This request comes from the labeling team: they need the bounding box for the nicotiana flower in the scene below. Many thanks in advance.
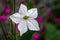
[9,4,40,36]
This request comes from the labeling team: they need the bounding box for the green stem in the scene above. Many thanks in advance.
[0,21,7,40]
[13,0,16,40]
[10,20,14,40]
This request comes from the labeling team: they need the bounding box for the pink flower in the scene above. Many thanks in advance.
[15,24,18,32]
[54,17,60,23]
[48,11,53,16]
[4,7,11,14]
[59,18,60,22]
[0,15,7,22]
[32,33,40,40]
[37,16,44,23]
[41,27,46,33]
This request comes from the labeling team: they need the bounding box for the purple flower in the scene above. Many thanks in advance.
[32,33,40,40]
[48,11,53,16]
[4,7,11,14]
[0,15,7,22]
[41,27,46,33]
[15,24,18,32]
[54,17,60,23]
[37,16,44,23]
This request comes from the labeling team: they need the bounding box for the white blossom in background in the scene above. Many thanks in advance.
[9,4,40,36]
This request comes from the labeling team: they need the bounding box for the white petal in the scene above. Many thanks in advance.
[27,19,40,31]
[19,4,27,15]
[9,13,24,24]
[18,21,28,36]
[27,8,38,18]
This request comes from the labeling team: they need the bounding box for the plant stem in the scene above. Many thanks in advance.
[0,21,7,40]
[13,0,16,40]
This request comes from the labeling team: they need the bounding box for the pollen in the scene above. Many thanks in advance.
[23,16,29,20]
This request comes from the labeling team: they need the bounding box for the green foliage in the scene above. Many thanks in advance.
[0,0,60,40]
[45,23,57,40]
[27,1,34,9]
[21,30,35,40]
[54,31,60,40]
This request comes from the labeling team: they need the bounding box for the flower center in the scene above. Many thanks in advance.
[23,16,29,20]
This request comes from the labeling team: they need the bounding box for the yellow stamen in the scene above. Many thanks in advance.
[23,16,29,20]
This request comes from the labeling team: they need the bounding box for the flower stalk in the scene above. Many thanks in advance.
[0,21,7,40]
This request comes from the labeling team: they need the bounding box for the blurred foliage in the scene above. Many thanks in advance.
[0,0,60,40]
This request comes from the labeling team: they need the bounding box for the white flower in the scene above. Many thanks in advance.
[9,4,40,36]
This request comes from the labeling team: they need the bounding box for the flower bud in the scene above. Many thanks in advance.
[54,17,60,23]
[37,16,44,23]
[0,15,7,22]
[48,11,53,16]
[32,33,40,40]
[4,6,11,15]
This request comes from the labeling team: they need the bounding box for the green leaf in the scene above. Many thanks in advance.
[54,30,60,40]
[21,30,35,40]
[45,23,57,32]
[27,1,34,9]
[44,23,57,40]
